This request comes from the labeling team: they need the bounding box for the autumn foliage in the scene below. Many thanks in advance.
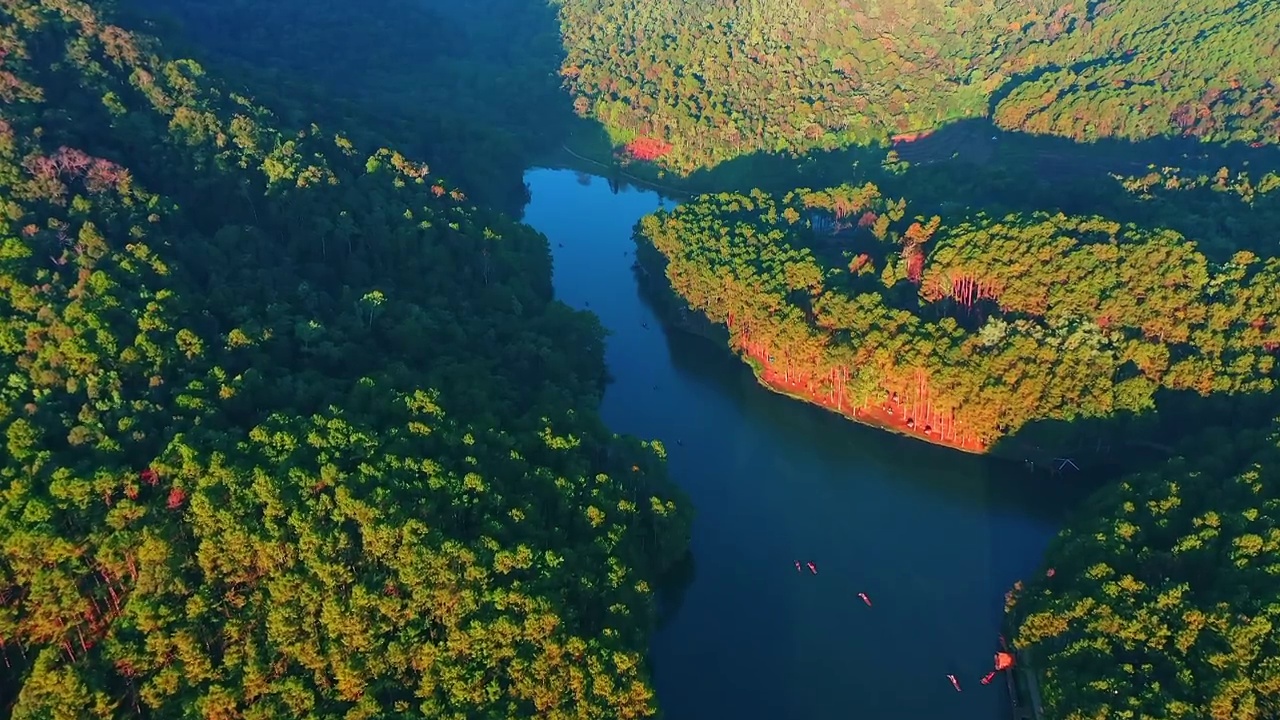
[636,183,1280,451]
[625,136,672,161]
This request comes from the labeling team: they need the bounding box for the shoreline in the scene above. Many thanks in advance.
[745,354,987,455]
[623,181,1185,468]
[547,143,698,199]
[655,297,1172,470]
[632,257,989,456]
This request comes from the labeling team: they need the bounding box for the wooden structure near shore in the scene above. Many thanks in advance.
[1006,649,1046,720]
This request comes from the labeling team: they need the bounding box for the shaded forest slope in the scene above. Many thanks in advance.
[0,1,688,717]
[123,0,576,213]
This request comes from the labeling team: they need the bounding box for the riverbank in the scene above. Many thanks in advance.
[996,629,1047,720]
[530,121,703,199]
[746,357,986,454]
[538,121,890,201]
[552,141,698,199]
[631,240,987,456]
[529,166,1075,720]
[641,277,1168,469]
[542,116,1280,229]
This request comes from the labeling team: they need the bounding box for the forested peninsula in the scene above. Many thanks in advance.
[557,0,1280,171]
[633,161,1280,715]
[0,1,689,717]
[1006,419,1280,719]
[1002,165,1280,718]
[635,183,1280,452]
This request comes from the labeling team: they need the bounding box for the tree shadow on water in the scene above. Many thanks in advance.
[654,550,696,630]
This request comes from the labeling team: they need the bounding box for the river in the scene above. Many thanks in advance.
[522,167,1089,720]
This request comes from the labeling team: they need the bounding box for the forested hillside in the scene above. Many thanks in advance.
[995,165,1280,718]
[557,0,1280,171]
[1111,165,1280,260]
[635,184,1280,451]
[1006,421,1280,719]
[124,0,575,213]
[0,0,689,717]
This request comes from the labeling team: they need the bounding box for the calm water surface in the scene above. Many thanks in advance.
[523,167,1084,720]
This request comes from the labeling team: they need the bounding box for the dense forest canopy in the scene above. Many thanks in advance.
[1007,420,1280,720]
[124,0,576,213]
[8,0,1280,718]
[556,0,1280,171]
[0,0,689,717]
[1110,165,1280,260]
[635,183,1280,451]
[998,164,1280,719]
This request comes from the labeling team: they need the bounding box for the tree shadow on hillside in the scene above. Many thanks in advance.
[122,0,575,216]
[678,117,1280,198]
[988,387,1280,478]
[571,117,1280,259]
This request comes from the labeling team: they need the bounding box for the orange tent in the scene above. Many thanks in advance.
[994,652,1015,671]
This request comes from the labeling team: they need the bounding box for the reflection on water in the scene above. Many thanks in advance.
[523,167,1086,720]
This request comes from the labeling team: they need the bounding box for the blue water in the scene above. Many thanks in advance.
[523,167,1079,720]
